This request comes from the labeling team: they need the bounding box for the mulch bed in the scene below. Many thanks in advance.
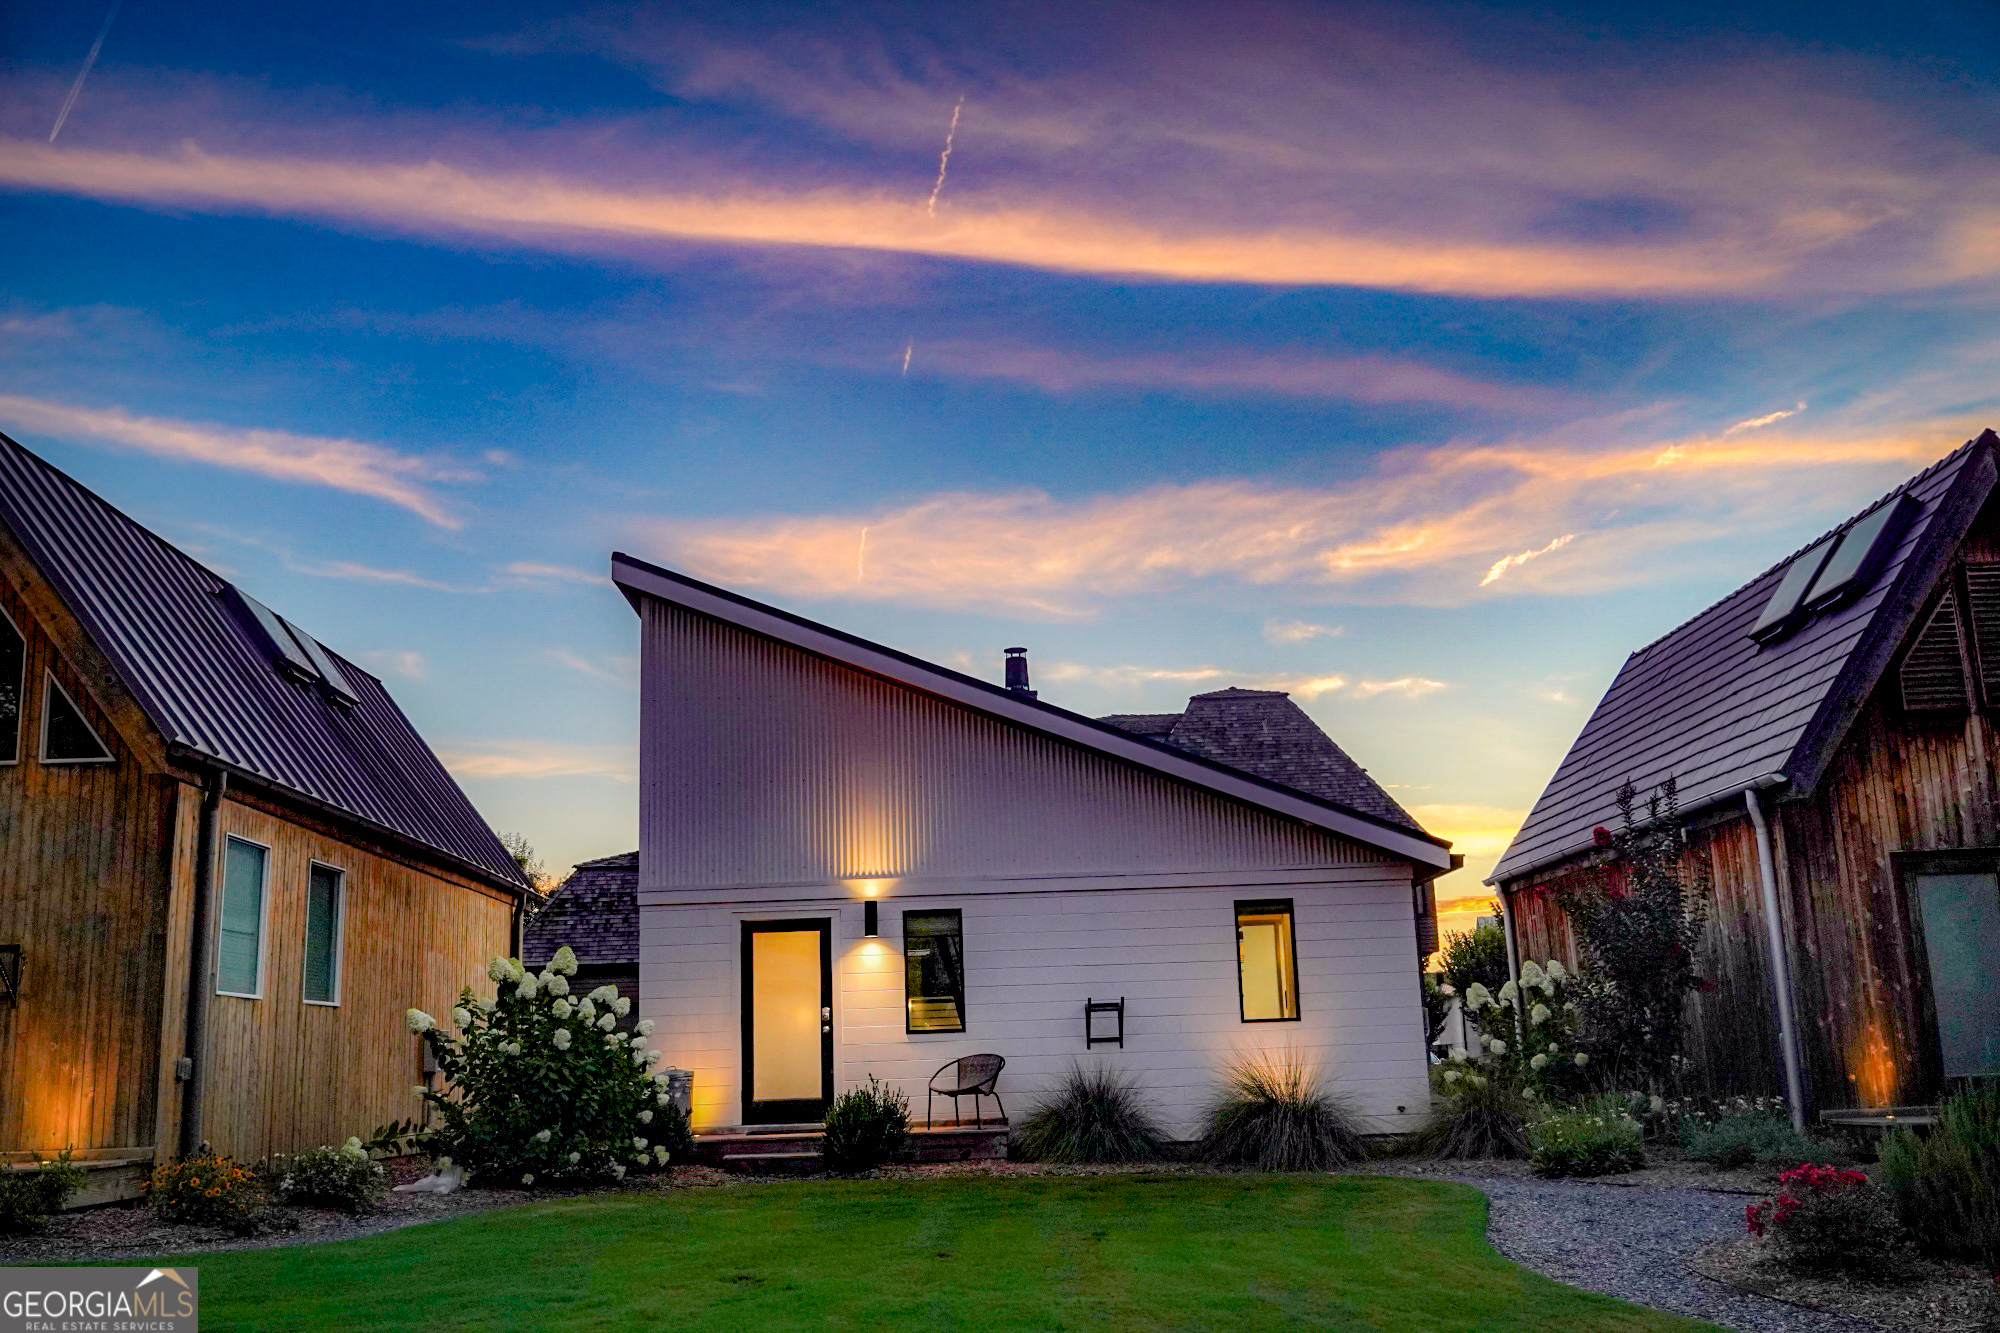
[1690,1237,2000,1333]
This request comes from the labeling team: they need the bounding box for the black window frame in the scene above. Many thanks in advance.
[0,604,22,765]
[1234,898,1301,1024]
[903,909,966,1035]
[1894,849,2000,1096]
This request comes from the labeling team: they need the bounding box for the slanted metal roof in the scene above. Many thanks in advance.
[1492,432,1998,884]
[0,431,531,893]
[612,551,1453,871]
[1100,687,1421,830]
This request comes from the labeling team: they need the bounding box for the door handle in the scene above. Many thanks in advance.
[821,1005,832,1032]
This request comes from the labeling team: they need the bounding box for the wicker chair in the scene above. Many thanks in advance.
[927,1054,1007,1128]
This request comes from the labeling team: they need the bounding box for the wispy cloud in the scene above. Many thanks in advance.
[495,561,604,588]
[542,648,637,690]
[356,649,427,681]
[1407,802,1530,891]
[1263,619,1343,644]
[643,424,1950,615]
[1042,661,1348,699]
[1354,676,1448,698]
[0,392,470,526]
[1480,533,1575,588]
[286,558,463,591]
[1725,402,1807,435]
[439,740,635,782]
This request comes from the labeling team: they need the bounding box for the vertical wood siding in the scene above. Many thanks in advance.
[641,871,1431,1138]
[0,578,175,1156]
[187,796,513,1160]
[640,600,1393,889]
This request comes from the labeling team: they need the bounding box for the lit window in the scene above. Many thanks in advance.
[904,910,965,1033]
[217,837,269,997]
[303,863,344,1005]
[0,608,21,763]
[1236,900,1299,1022]
[40,673,111,764]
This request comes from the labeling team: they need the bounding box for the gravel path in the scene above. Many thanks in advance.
[1440,1172,1882,1332]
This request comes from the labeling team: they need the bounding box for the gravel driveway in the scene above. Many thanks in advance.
[1437,1171,1881,1332]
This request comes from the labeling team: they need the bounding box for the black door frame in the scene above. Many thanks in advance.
[1893,849,2000,1096]
[740,919,834,1125]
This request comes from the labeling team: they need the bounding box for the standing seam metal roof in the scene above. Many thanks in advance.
[0,431,530,892]
[1491,434,1995,884]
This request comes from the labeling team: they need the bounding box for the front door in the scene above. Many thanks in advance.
[741,920,833,1124]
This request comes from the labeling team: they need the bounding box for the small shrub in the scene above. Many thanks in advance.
[1409,1066,1532,1159]
[1879,1084,2000,1269]
[1682,1109,1825,1171]
[651,1097,696,1165]
[1437,918,1510,997]
[1200,1055,1366,1171]
[146,1149,263,1232]
[1015,1064,1164,1165]
[0,1150,86,1234]
[820,1076,910,1174]
[1529,1099,1644,1177]
[1747,1163,1910,1278]
[268,1138,388,1213]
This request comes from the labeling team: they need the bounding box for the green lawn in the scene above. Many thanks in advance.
[166,1175,1716,1332]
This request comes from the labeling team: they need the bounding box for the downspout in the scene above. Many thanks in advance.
[177,768,227,1159]
[1499,893,1521,990]
[1743,777,1809,1134]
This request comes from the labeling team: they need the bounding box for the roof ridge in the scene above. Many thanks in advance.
[1627,433,1990,662]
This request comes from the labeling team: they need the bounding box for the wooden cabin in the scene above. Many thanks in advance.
[1493,431,2000,1119]
[0,432,530,1199]
[612,553,1457,1139]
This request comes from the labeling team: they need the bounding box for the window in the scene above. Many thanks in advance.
[904,910,965,1033]
[217,837,269,997]
[0,607,21,763]
[1236,899,1299,1022]
[302,863,345,1005]
[40,673,111,764]
[1906,862,2000,1080]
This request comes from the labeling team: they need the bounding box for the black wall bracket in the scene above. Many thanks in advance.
[1085,997,1125,1049]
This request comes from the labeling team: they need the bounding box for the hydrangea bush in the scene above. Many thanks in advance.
[407,945,676,1187]
[1441,958,1588,1102]
[266,1138,388,1213]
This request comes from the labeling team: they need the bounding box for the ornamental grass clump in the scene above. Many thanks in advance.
[0,1149,86,1235]
[1527,1098,1644,1177]
[1407,1061,1532,1159]
[146,1148,262,1232]
[820,1076,911,1174]
[267,1138,388,1213]
[1746,1163,1911,1279]
[1200,1055,1366,1171]
[408,944,675,1188]
[1014,1064,1165,1164]
[1879,1084,2000,1269]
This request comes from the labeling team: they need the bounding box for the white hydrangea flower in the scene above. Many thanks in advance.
[590,985,619,1004]
[647,1049,662,1066]
[568,1152,581,1165]
[1488,1038,1507,1055]
[552,1029,572,1050]
[597,1013,617,1032]
[607,1031,626,1046]
[1464,983,1493,1010]
[551,945,578,976]
[1438,981,1455,996]
[633,1137,648,1150]
[613,997,631,1018]
[1441,1068,1460,1083]
[452,1007,471,1029]
[538,969,555,988]
[552,998,573,1020]
[639,1110,653,1124]
[1574,1052,1590,1067]
[546,973,570,997]
[1530,1053,1549,1070]
[654,1146,669,1166]
[652,1071,670,1085]
[476,998,496,1014]
[1447,1045,1467,1062]
[487,958,514,984]
[405,1008,436,1034]
[1519,960,1546,990]
[577,997,597,1019]
[611,1163,626,1180]
[1530,1003,1551,1025]
[534,1128,553,1143]
[505,1041,523,1057]
[1498,980,1519,1003]
[517,975,539,1001]
[636,1019,655,1037]
[1546,959,1567,982]
[436,1156,453,1170]
[631,1049,648,1066]
[1547,1042,1558,1054]
[1649,1095,1664,1113]
[413,1084,429,1098]
[521,1173,535,1186]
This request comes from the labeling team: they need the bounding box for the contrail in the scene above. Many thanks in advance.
[925,97,964,217]
[857,526,870,580]
[50,0,123,143]
[1723,401,1806,436]
[901,341,913,375]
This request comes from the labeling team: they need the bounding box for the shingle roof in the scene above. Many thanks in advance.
[1100,688,1420,829]
[1492,432,1998,884]
[0,431,530,892]
[524,852,638,966]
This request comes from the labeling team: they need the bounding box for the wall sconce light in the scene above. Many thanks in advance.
[864,900,880,937]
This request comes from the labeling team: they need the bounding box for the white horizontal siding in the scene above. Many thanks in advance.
[640,878,1430,1139]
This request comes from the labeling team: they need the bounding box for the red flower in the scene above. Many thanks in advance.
[1745,1202,1765,1236]
[1605,881,1632,901]
[1592,826,1615,848]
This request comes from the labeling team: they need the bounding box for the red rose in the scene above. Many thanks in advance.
[1593,826,1614,848]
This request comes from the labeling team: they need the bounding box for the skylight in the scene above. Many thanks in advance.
[231,588,359,707]
[1749,493,1921,645]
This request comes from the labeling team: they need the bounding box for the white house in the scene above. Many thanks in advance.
[613,552,1457,1139]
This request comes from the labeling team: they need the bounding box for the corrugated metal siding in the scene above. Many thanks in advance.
[1495,441,1983,882]
[0,433,526,889]
[640,599,1392,889]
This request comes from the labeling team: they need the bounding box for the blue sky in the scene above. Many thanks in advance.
[6,0,2000,915]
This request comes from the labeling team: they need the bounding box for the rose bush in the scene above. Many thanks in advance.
[409,945,676,1187]
[1746,1163,1909,1277]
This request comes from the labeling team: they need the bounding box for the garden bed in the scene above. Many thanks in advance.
[1691,1237,1998,1333]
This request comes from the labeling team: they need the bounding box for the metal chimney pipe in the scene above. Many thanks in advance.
[1003,647,1036,699]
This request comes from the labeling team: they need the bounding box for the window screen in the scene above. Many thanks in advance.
[218,837,268,996]
[303,863,343,1004]
[41,674,110,763]
[1236,900,1299,1021]
[904,910,965,1033]
[0,610,21,762]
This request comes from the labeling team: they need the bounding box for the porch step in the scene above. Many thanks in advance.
[694,1122,1010,1173]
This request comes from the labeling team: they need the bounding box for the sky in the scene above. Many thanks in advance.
[6,0,2000,925]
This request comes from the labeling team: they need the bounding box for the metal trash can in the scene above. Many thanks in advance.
[663,1068,693,1118]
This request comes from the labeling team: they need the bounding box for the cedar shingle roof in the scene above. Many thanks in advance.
[1101,687,1420,829]
[524,852,638,966]
[0,431,530,892]
[1492,432,1998,884]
